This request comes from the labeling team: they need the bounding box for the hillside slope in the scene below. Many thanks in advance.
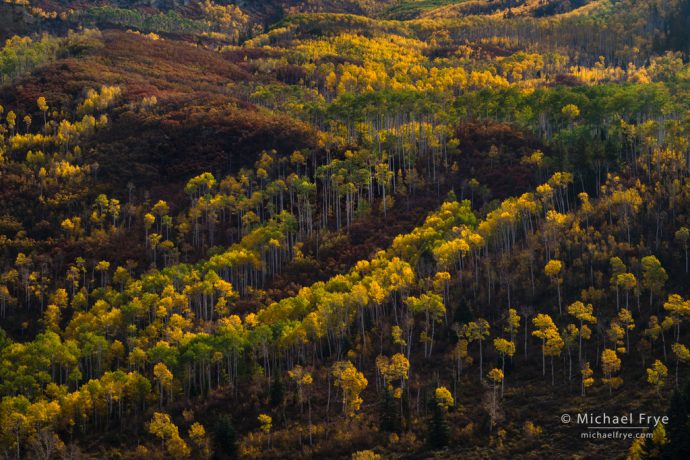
[1,0,690,459]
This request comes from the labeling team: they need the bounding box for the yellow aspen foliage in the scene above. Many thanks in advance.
[288,364,313,405]
[332,361,367,417]
[505,308,521,339]
[188,422,211,459]
[37,96,48,113]
[647,422,667,458]
[646,359,668,396]
[147,412,189,459]
[352,451,381,460]
[561,103,581,121]
[391,325,407,349]
[524,421,543,437]
[544,259,563,278]
[493,338,516,359]
[257,414,272,434]
[153,362,173,406]
[434,386,454,410]
[375,353,409,388]
[581,362,594,396]
[487,368,504,384]
[544,259,564,312]
[601,349,623,393]
[672,343,690,363]
[628,437,646,460]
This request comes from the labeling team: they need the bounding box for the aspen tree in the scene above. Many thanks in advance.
[607,320,626,353]
[332,361,368,417]
[288,365,313,445]
[642,256,668,308]
[671,343,690,389]
[617,308,635,353]
[188,422,211,459]
[675,227,689,273]
[462,319,490,382]
[493,338,515,396]
[646,359,668,398]
[148,412,189,458]
[544,260,563,313]
[153,363,173,407]
[663,294,690,341]
[543,327,564,385]
[532,313,557,377]
[601,349,622,394]
[37,97,48,130]
[486,368,504,430]
[567,301,597,364]
[616,273,637,311]
[7,111,16,135]
[562,324,579,381]
[581,362,594,396]
[505,308,521,345]
[610,257,626,310]
[257,414,272,448]
[646,422,667,458]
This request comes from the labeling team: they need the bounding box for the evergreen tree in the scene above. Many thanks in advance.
[270,371,284,407]
[401,389,412,430]
[213,415,237,459]
[665,0,690,55]
[453,298,473,325]
[379,387,399,432]
[682,379,690,411]
[427,401,450,449]
[662,380,690,459]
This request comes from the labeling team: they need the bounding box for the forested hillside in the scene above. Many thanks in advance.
[1,0,690,459]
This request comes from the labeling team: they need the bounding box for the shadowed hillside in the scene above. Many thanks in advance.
[1,0,690,459]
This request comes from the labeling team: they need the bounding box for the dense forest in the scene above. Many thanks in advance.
[1,0,690,458]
